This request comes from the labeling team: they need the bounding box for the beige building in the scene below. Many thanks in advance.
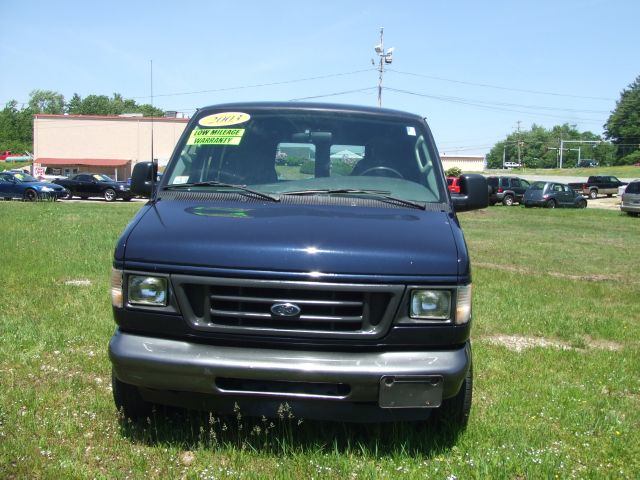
[33,114,189,180]
[440,154,485,172]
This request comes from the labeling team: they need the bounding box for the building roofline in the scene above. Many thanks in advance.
[33,114,189,122]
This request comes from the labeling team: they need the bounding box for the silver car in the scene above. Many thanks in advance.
[620,180,640,216]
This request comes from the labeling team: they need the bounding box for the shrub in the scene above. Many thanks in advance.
[445,167,462,177]
[618,150,640,165]
[299,160,315,175]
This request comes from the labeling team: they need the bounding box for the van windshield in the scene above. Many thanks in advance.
[163,109,445,204]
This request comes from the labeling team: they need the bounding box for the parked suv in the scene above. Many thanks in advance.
[577,159,598,168]
[620,180,640,216]
[487,176,531,206]
[108,102,489,428]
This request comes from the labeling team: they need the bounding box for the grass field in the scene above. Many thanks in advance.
[1,202,638,479]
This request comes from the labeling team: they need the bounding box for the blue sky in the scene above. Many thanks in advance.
[0,0,637,155]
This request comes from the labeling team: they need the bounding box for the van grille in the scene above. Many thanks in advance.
[171,275,403,339]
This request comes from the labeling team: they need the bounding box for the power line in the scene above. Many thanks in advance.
[130,68,376,100]
[289,87,377,101]
[386,68,615,101]
[385,87,608,115]
[383,87,605,123]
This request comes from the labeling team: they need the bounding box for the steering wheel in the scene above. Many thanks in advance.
[358,166,404,179]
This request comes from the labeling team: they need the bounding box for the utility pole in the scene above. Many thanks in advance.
[373,28,394,107]
[516,120,522,165]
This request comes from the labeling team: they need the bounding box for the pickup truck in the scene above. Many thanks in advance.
[568,176,627,199]
[108,102,488,429]
[54,173,133,201]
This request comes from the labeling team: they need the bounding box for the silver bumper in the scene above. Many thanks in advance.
[109,330,470,404]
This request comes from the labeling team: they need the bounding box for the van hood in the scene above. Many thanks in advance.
[122,200,461,277]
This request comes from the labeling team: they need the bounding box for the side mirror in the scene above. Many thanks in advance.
[451,174,489,212]
[131,162,158,197]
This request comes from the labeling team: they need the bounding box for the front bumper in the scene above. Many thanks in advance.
[109,329,471,420]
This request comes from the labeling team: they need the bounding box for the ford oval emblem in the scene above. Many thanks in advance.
[270,302,301,317]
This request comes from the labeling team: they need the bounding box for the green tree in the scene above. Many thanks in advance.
[486,123,609,169]
[28,89,65,114]
[604,75,640,162]
[0,101,33,153]
[66,93,82,114]
[68,93,164,117]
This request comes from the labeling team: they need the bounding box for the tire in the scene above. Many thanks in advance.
[63,190,73,200]
[112,371,152,421]
[589,189,598,199]
[23,189,38,201]
[578,199,587,209]
[433,363,473,430]
[545,199,556,209]
[104,188,117,202]
[502,195,514,207]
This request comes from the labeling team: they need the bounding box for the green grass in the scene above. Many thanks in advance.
[483,165,640,178]
[1,202,639,478]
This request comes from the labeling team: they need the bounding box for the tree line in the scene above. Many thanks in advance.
[0,90,163,154]
[486,75,640,168]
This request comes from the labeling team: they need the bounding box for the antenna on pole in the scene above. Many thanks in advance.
[373,27,394,107]
[150,59,155,199]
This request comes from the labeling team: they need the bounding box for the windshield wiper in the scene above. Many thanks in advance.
[164,181,280,202]
[281,188,426,210]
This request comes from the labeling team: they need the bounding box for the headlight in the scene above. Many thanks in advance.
[111,268,123,308]
[402,284,472,324]
[410,290,451,320]
[40,186,54,192]
[128,275,168,306]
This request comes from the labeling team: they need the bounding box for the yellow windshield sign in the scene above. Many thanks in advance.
[198,112,250,127]
[186,128,245,146]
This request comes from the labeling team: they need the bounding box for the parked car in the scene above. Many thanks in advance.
[577,159,598,168]
[54,173,133,201]
[523,181,587,209]
[447,176,461,194]
[620,180,640,216]
[109,101,490,427]
[567,176,627,199]
[487,176,531,206]
[0,171,68,201]
[503,161,521,169]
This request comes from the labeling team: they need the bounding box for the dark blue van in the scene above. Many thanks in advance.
[108,102,487,427]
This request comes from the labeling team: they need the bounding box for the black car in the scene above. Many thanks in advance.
[523,181,587,209]
[487,176,531,206]
[54,173,133,201]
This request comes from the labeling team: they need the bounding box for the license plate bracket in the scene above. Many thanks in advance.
[378,375,443,408]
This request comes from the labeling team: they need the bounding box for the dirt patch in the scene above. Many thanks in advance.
[582,336,623,351]
[587,196,622,211]
[474,262,623,283]
[483,335,572,352]
[63,279,93,286]
[482,334,623,353]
